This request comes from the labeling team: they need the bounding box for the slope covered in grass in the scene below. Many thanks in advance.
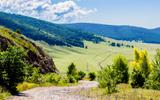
[36,39,160,73]
[0,12,103,47]
[0,26,57,73]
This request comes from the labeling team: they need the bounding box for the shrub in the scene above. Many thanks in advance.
[140,50,151,78]
[77,71,86,80]
[88,72,96,81]
[145,79,160,90]
[98,66,117,94]
[0,92,10,100]
[68,75,77,83]
[16,82,38,92]
[116,43,121,47]
[130,69,145,88]
[134,48,140,61]
[67,63,77,76]
[130,48,151,88]
[0,47,28,95]
[42,73,61,84]
[26,68,43,84]
[113,55,129,83]
[153,49,160,69]
[67,63,78,82]
[57,76,68,86]
[98,54,129,94]
[26,69,69,86]
[0,86,10,100]
[144,49,160,90]
[42,73,69,86]
[110,42,116,47]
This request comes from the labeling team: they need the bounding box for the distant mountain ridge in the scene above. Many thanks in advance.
[64,23,160,43]
[0,12,103,47]
[1,11,160,44]
[152,27,160,32]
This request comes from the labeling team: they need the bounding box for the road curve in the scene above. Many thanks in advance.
[8,81,98,100]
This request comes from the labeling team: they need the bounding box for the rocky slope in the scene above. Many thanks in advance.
[0,26,58,73]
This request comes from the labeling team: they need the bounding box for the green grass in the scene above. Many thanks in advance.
[0,26,37,52]
[36,38,160,73]
[0,86,11,100]
[70,84,160,100]
[0,92,10,100]
[16,82,39,92]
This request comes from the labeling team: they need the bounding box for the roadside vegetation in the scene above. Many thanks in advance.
[0,46,88,100]
[99,48,160,93]
[73,48,160,99]
[75,85,160,100]
[88,72,96,81]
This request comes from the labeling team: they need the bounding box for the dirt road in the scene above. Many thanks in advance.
[8,81,98,100]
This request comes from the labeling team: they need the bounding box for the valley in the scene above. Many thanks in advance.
[36,38,160,73]
[0,6,160,100]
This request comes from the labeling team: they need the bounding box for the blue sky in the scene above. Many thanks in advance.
[0,0,159,28]
[54,0,160,28]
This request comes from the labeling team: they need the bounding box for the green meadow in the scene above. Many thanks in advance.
[36,38,160,73]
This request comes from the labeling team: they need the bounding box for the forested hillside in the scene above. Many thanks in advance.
[152,27,160,32]
[64,23,160,43]
[0,12,103,47]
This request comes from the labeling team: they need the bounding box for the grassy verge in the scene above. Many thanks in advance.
[0,92,11,100]
[0,87,11,100]
[2,79,79,99]
[71,84,160,100]
[16,81,79,92]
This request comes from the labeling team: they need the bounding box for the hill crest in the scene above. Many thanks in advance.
[64,23,160,43]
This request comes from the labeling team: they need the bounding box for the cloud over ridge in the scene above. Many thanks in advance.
[0,0,95,22]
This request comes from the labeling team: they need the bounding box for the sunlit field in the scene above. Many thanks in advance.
[36,38,160,73]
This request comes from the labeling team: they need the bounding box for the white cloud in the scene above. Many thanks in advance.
[0,0,96,22]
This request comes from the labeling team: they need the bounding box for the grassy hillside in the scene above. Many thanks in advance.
[0,26,57,73]
[36,38,160,73]
[0,26,36,52]
[0,12,103,47]
[64,23,160,43]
